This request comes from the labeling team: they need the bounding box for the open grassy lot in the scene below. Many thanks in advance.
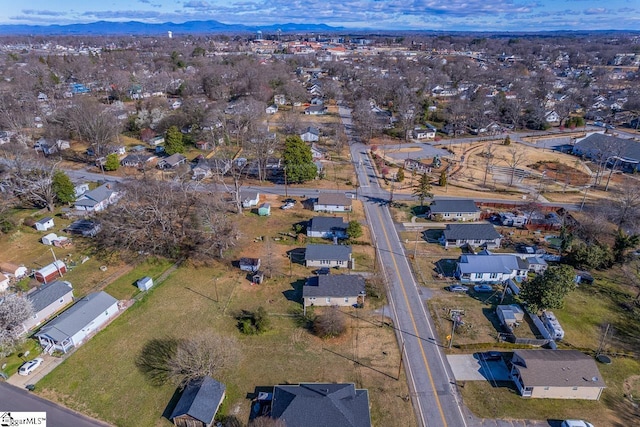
[36,262,415,427]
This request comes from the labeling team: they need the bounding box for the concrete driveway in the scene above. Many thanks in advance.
[447,354,511,382]
[7,353,67,389]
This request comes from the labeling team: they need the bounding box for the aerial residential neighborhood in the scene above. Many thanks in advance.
[0,13,639,427]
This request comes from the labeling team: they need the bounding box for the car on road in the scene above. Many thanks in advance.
[18,358,44,376]
[561,420,594,427]
[473,284,493,293]
[447,284,469,293]
[477,351,502,361]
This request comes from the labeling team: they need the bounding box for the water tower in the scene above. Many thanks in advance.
[167,31,173,39]
[256,30,263,41]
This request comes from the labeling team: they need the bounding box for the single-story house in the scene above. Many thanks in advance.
[121,153,156,168]
[510,350,605,400]
[191,158,231,180]
[266,104,279,114]
[572,133,640,173]
[303,275,365,309]
[307,217,348,239]
[429,199,480,221]
[239,258,261,273]
[305,105,327,115]
[545,110,560,123]
[34,217,54,231]
[0,262,28,279]
[440,223,502,249]
[148,135,165,146]
[35,291,119,354]
[412,124,437,140]
[456,252,528,284]
[240,191,260,209]
[271,383,371,427]
[310,97,324,105]
[170,376,226,427]
[65,219,101,237]
[300,126,320,142]
[496,304,525,329]
[526,256,548,274]
[274,94,286,105]
[73,182,90,198]
[314,193,352,213]
[310,143,326,161]
[305,244,353,269]
[22,280,74,332]
[0,273,9,292]
[157,153,187,170]
[74,183,119,212]
[35,260,67,284]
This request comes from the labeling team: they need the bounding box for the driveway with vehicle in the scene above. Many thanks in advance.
[447,354,512,381]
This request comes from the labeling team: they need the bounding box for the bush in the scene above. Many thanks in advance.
[237,307,270,335]
[313,307,347,338]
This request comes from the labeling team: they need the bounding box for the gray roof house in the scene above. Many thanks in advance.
[22,280,74,332]
[240,191,260,208]
[300,126,320,142]
[271,383,371,427]
[170,376,226,427]
[305,244,353,269]
[74,183,119,212]
[314,193,352,213]
[35,291,119,354]
[510,350,605,400]
[307,217,348,239]
[456,252,528,284]
[303,275,365,310]
[572,133,640,173]
[157,153,187,170]
[429,199,480,221]
[441,223,502,248]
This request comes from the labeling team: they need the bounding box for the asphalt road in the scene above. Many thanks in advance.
[0,382,110,427]
[340,105,470,427]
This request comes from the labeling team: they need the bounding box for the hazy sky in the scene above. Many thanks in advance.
[2,0,639,31]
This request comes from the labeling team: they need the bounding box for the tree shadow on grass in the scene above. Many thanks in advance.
[135,337,179,387]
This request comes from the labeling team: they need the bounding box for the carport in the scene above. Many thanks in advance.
[447,354,511,381]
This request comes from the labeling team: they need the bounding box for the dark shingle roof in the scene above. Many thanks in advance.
[443,223,500,240]
[305,244,352,262]
[513,350,605,388]
[573,133,640,161]
[27,280,73,313]
[303,275,365,298]
[170,376,226,424]
[271,383,371,427]
[308,217,347,233]
[429,199,478,214]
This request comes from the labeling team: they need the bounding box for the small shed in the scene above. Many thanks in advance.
[258,203,271,216]
[252,271,264,285]
[497,304,525,329]
[0,262,28,279]
[42,233,60,246]
[35,260,67,284]
[35,217,54,231]
[239,258,261,273]
[137,276,154,291]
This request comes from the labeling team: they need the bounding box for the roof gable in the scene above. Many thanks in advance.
[170,376,226,424]
[513,350,605,388]
[27,280,73,313]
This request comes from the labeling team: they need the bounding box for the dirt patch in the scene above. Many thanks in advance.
[529,161,590,186]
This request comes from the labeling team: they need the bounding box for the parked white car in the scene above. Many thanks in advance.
[18,358,44,376]
[561,420,594,427]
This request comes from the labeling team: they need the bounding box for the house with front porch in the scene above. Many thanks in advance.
[440,223,502,249]
[456,252,528,284]
[35,291,119,354]
[510,350,605,400]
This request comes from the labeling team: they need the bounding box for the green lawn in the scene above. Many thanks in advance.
[36,263,415,427]
[104,258,175,300]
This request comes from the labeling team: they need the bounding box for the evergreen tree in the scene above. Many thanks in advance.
[283,135,317,183]
[413,173,433,207]
[439,170,447,187]
[346,220,363,239]
[503,135,511,145]
[52,171,76,204]
[396,167,405,183]
[520,265,576,313]
[165,126,185,155]
[104,153,120,171]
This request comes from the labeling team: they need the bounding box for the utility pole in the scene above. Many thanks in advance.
[284,166,288,197]
[397,340,405,380]
[580,185,591,211]
[214,277,219,302]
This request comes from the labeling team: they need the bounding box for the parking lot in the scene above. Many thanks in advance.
[447,354,511,382]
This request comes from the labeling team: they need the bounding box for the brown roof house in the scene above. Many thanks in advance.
[510,350,605,400]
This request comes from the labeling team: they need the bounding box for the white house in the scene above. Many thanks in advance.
[300,126,320,142]
[545,110,560,123]
[412,124,437,140]
[240,191,260,209]
[35,291,119,354]
[266,104,279,114]
[34,217,54,231]
[314,193,352,213]
[22,280,74,332]
[74,183,119,212]
[456,252,529,284]
[307,217,348,239]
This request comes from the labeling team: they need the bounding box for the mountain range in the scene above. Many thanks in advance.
[0,20,345,36]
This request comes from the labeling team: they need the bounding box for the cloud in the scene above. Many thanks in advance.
[583,8,607,15]
[183,1,214,11]
[21,9,67,17]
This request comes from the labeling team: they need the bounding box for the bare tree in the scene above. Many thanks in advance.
[313,307,347,338]
[62,98,120,156]
[503,145,528,186]
[0,294,34,357]
[9,160,59,211]
[606,185,640,233]
[481,142,497,187]
[167,335,240,389]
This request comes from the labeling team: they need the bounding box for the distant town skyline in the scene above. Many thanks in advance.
[2,0,639,31]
